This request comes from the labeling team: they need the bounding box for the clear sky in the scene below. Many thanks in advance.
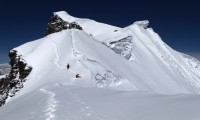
[0,0,200,63]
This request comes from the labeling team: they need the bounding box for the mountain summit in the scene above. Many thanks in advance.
[0,11,200,120]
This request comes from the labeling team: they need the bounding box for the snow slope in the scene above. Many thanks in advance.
[1,85,200,120]
[0,11,200,120]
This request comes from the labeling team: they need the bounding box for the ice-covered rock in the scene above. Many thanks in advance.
[103,36,133,60]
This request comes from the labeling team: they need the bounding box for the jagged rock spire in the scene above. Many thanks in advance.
[44,14,82,36]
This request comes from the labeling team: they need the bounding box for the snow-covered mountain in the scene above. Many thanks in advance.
[0,11,200,120]
[0,63,10,76]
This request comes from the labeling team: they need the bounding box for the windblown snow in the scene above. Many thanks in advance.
[0,11,200,120]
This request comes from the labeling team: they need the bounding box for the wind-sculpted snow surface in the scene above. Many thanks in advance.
[40,88,58,120]
[1,85,200,120]
[0,11,200,119]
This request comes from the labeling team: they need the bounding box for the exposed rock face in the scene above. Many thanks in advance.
[0,50,32,107]
[95,70,122,88]
[103,36,134,60]
[44,15,83,36]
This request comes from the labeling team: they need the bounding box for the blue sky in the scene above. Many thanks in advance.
[0,0,200,63]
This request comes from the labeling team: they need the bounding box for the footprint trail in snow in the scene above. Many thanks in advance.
[40,88,58,120]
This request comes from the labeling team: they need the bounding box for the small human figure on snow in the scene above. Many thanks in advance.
[76,74,81,78]
[67,63,70,69]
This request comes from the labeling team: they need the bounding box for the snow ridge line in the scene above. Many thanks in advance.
[51,35,78,76]
[70,31,123,83]
[40,88,58,120]
[70,31,109,71]
[70,31,80,58]
[50,32,80,84]
[146,31,200,93]
[50,37,66,69]
[70,31,97,81]
[70,31,87,76]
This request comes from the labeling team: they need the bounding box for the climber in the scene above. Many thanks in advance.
[67,63,70,69]
[76,74,81,78]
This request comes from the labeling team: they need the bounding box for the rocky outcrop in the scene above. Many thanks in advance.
[95,70,122,88]
[103,36,134,60]
[0,50,32,107]
[44,15,83,36]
